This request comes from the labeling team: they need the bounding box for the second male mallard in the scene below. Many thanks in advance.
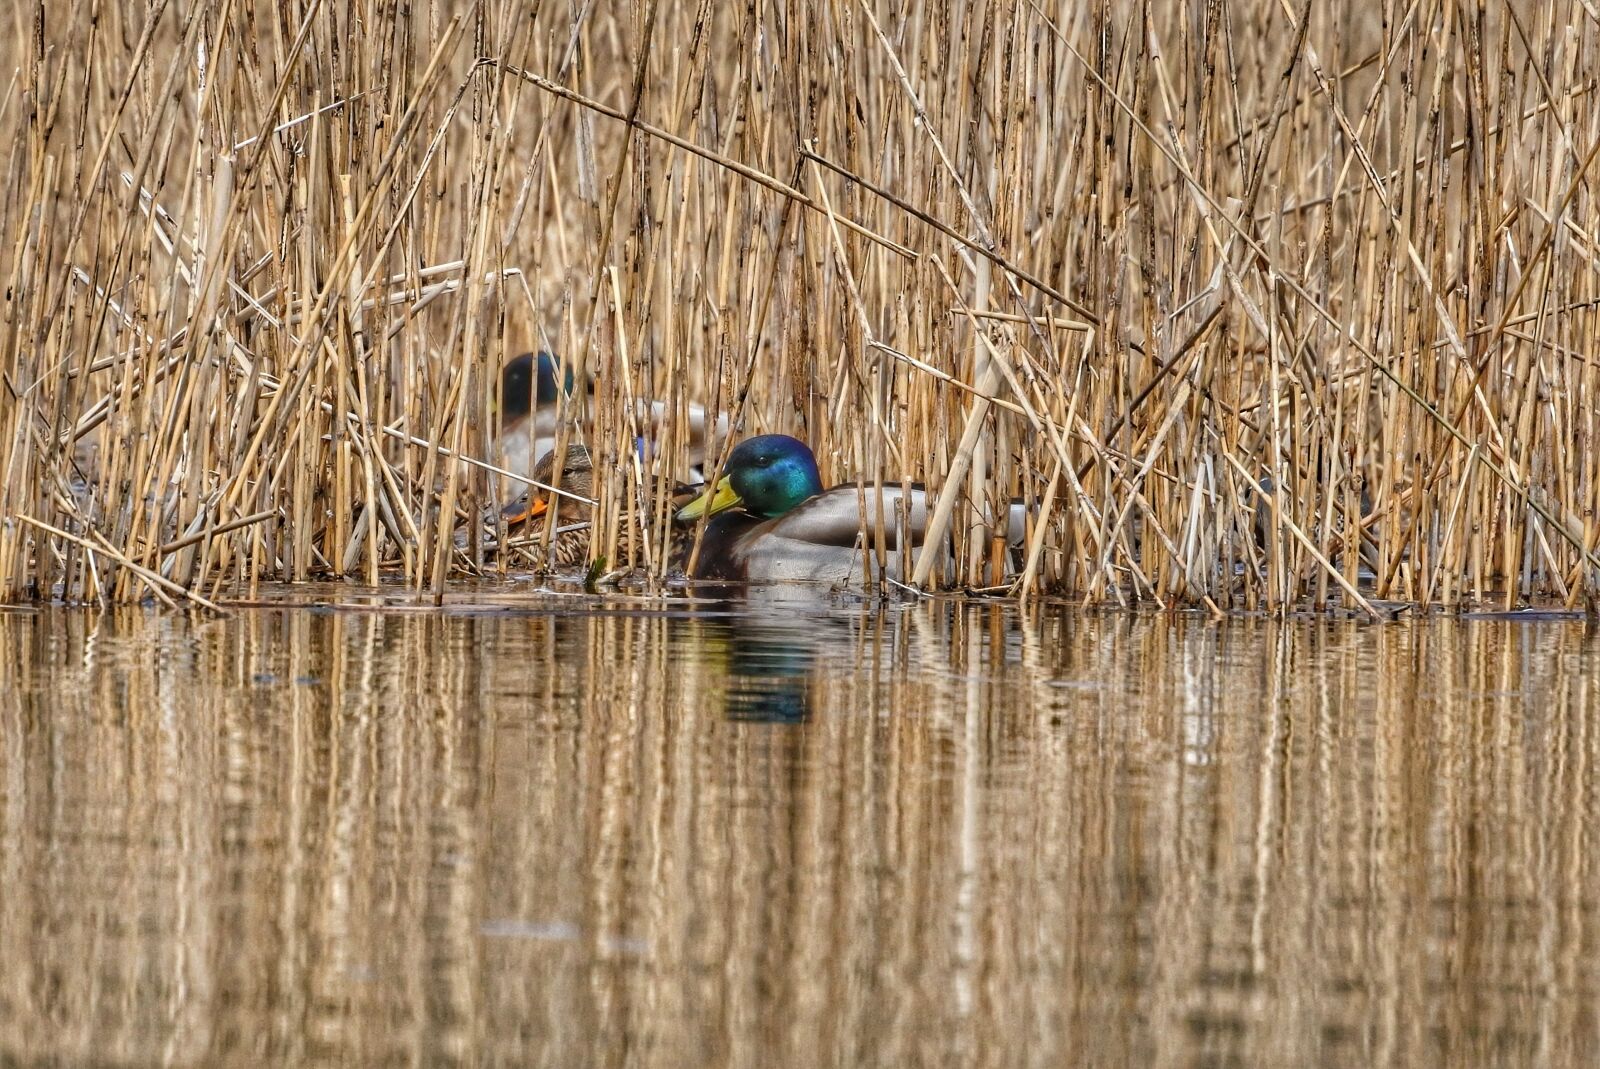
[497,350,728,490]
[674,434,1028,585]
[498,351,580,494]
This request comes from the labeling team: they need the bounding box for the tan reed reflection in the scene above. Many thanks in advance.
[0,604,1595,1067]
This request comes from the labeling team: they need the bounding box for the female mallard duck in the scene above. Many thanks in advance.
[501,444,695,572]
[674,434,1029,585]
[500,443,598,569]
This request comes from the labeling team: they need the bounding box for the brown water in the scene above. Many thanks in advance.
[0,593,1596,1067]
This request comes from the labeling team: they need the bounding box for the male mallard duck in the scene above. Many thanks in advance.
[632,402,730,484]
[674,434,1029,585]
[497,351,728,488]
[497,351,581,494]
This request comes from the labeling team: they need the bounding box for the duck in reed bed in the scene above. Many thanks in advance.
[634,402,730,484]
[500,443,599,568]
[674,434,1029,585]
[497,351,581,492]
[500,444,696,572]
[497,351,729,488]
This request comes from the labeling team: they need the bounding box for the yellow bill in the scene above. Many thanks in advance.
[675,476,742,521]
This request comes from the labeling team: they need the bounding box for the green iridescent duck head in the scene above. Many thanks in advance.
[676,435,824,522]
[498,351,580,421]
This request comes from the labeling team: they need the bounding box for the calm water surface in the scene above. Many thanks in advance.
[0,593,1596,1067]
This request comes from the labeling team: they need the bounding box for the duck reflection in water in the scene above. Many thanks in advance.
[688,602,853,724]
[720,619,815,723]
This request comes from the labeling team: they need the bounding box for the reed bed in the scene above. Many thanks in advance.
[2,0,1598,611]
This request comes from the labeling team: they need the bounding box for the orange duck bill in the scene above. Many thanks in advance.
[500,495,549,526]
[500,443,595,527]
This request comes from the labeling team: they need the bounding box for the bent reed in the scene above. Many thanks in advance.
[2,1,1598,613]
